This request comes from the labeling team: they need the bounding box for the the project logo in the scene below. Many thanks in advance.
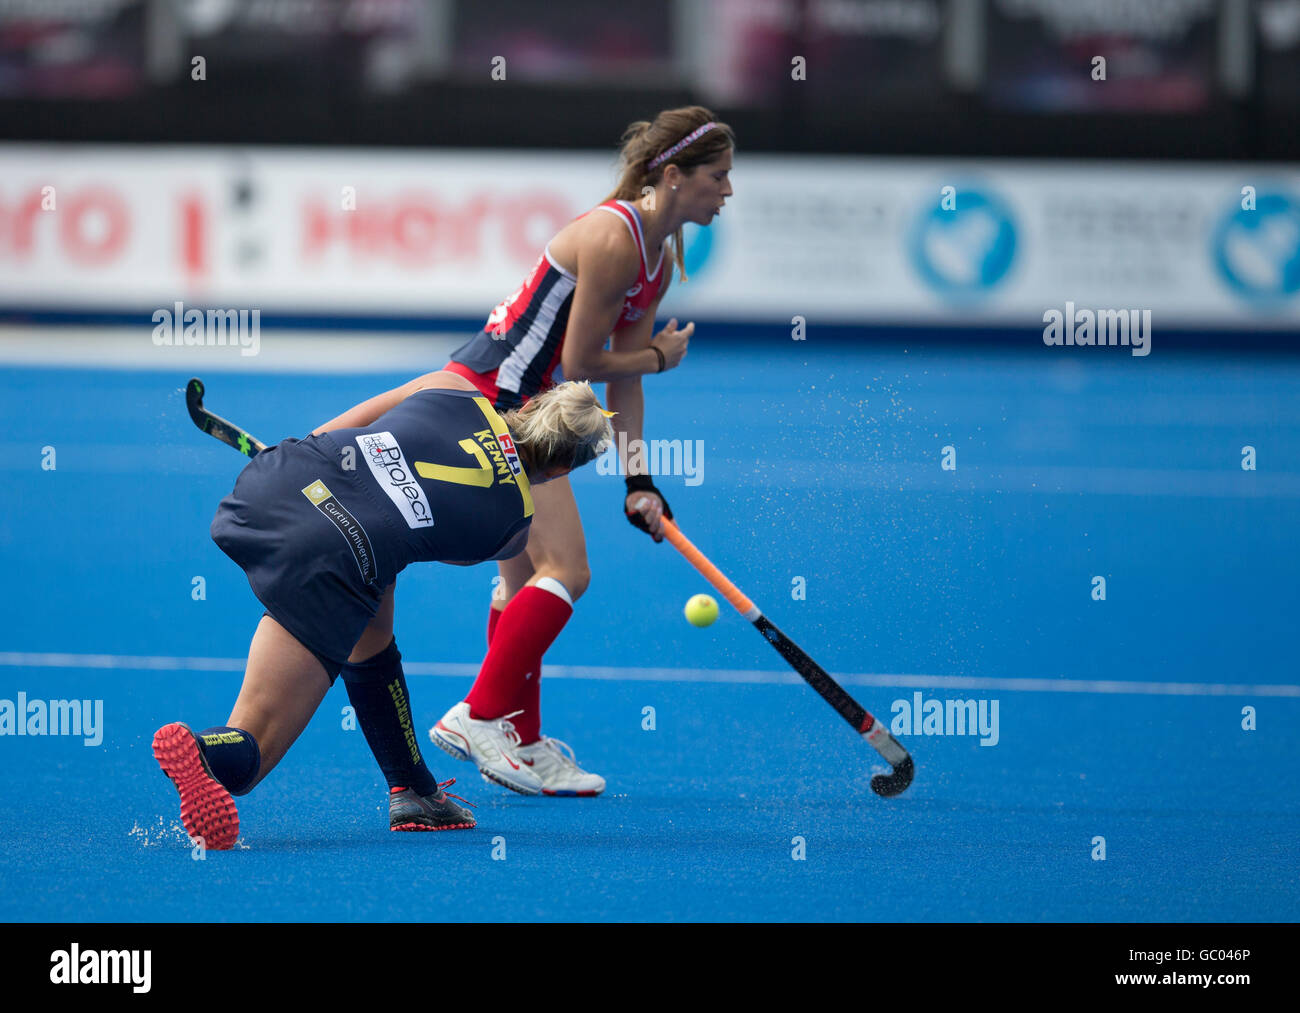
[1212,191,1300,306]
[910,186,1018,297]
[356,432,433,529]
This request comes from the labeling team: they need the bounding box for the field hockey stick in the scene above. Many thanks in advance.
[185,377,266,457]
[659,517,914,797]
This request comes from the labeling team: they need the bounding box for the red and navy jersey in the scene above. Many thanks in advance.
[446,199,669,408]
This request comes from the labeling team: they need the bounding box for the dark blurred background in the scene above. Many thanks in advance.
[1,0,1297,339]
[0,0,1295,160]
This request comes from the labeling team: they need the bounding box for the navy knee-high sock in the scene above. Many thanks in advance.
[197,726,261,796]
[340,639,439,797]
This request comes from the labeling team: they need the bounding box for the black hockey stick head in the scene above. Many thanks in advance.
[185,377,208,429]
[870,755,914,798]
[184,376,266,457]
[863,721,914,797]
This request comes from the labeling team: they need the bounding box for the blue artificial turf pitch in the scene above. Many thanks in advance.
[1,338,1297,921]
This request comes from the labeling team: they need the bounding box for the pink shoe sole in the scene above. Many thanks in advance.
[153,722,240,851]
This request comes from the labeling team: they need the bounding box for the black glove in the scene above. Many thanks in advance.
[624,474,673,536]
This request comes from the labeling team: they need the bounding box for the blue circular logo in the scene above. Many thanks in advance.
[909,187,1017,297]
[1212,192,1300,305]
[681,221,714,278]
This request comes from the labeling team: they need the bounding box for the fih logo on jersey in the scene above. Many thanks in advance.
[909,185,1018,298]
[356,432,434,528]
[496,431,524,477]
[1212,190,1300,307]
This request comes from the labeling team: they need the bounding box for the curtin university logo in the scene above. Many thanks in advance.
[909,186,1018,298]
[302,480,377,583]
[1212,191,1300,307]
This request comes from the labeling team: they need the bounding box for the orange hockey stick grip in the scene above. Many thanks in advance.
[660,518,757,617]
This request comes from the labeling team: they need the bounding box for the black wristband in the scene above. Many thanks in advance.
[623,473,673,535]
[651,345,666,373]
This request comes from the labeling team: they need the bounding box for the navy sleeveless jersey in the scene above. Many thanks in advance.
[210,386,533,674]
[315,387,534,579]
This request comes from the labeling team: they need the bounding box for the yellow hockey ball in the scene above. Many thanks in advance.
[684,594,719,627]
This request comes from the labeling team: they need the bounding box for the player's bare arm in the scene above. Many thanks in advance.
[606,273,676,538]
[312,370,478,435]
[559,217,690,383]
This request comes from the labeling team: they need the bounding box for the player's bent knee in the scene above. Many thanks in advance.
[541,567,589,601]
[348,628,393,665]
[343,637,398,678]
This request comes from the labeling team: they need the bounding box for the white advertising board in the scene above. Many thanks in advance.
[1,145,1297,330]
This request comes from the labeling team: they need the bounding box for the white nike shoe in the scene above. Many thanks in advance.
[428,702,542,796]
[514,737,605,797]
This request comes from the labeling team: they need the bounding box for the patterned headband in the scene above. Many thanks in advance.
[648,122,719,170]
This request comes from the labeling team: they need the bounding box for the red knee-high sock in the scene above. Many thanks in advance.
[511,649,545,746]
[465,581,572,733]
[487,602,543,745]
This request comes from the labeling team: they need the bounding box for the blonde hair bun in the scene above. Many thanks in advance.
[504,380,614,474]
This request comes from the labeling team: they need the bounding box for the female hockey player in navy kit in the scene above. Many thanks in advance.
[427,106,734,796]
[153,373,614,849]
